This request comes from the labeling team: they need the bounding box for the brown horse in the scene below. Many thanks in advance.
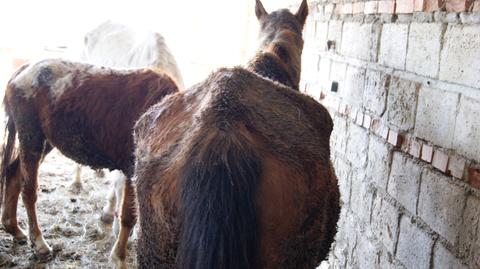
[133,0,340,268]
[0,59,178,268]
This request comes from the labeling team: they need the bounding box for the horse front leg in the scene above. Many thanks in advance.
[110,177,136,269]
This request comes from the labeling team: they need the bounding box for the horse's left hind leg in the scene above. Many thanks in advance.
[1,158,27,243]
[110,178,136,269]
[19,146,52,257]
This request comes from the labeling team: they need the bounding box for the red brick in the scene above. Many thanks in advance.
[432,150,449,173]
[447,155,466,179]
[409,140,422,158]
[339,103,347,115]
[356,112,364,126]
[364,1,379,13]
[421,144,433,163]
[370,118,381,133]
[414,0,426,10]
[348,107,358,120]
[343,3,353,14]
[466,166,480,190]
[345,105,352,117]
[325,4,335,14]
[363,114,372,129]
[424,0,444,11]
[320,91,326,100]
[396,0,415,12]
[353,2,366,13]
[335,4,344,14]
[445,0,472,12]
[378,0,396,13]
[379,124,389,139]
[401,137,411,153]
[387,129,404,147]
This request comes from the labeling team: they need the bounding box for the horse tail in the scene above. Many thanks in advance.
[0,102,18,210]
[177,131,262,269]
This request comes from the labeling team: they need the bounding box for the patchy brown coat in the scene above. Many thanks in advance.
[4,59,177,176]
[1,59,178,260]
[134,67,339,268]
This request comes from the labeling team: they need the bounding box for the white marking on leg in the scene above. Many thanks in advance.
[113,171,126,237]
[33,233,52,256]
[69,165,83,193]
[110,224,130,269]
[102,181,116,224]
[102,170,126,231]
[73,165,82,185]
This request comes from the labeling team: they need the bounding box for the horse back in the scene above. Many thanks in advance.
[6,59,178,174]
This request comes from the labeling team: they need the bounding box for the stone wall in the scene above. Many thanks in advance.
[298,0,480,268]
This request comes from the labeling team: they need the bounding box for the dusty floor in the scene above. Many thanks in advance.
[0,150,136,268]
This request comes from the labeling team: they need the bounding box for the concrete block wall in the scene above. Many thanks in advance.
[299,0,480,268]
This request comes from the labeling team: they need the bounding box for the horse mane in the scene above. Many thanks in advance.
[248,18,304,90]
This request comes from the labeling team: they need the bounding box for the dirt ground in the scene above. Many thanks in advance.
[0,150,136,269]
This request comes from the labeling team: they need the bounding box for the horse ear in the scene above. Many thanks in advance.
[295,0,309,26]
[255,0,268,20]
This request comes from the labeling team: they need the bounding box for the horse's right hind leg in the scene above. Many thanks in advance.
[1,157,27,244]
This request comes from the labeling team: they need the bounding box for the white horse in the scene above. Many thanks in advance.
[73,21,184,234]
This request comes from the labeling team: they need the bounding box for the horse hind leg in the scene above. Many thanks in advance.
[69,164,83,194]
[110,177,136,269]
[1,157,28,244]
[70,166,105,194]
[19,138,52,257]
[101,170,126,226]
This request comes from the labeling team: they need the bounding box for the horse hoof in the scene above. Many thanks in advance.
[110,250,127,269]
[14,236,28,245]
[3,224,28,244]
[101,212,114,224]
[34,246,53,261]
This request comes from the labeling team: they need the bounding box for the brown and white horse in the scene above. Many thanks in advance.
[133,0,340,268]
[74,21,185,229]
[0,59,178,267]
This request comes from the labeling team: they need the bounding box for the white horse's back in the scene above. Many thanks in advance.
[82,21,184,88]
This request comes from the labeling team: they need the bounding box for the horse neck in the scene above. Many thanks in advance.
[247,34,302,90]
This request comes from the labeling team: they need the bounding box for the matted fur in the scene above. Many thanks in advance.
[134,1,340,268]
[0,58,178,260]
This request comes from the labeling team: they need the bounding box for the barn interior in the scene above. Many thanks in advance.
[0,0,480,268]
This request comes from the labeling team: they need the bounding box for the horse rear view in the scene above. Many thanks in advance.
[133,1,340,268]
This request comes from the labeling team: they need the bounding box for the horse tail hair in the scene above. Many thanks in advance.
[177,131,262,269]
[0,101,18,211]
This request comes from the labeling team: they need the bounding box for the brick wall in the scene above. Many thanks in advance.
[299,1,480,268]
